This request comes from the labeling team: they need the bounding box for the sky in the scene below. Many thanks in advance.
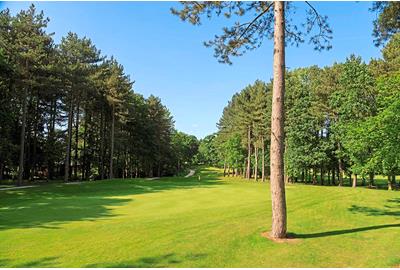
[1,1,383,139]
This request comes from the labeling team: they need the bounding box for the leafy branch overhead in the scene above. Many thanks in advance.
[171,1,333,64]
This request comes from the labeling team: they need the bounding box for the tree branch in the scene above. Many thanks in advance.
[238,2,274,41]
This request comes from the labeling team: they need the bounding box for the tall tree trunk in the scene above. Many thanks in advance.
[74,102,80,180]
[48,99,56,180]
[269,1,287,239]
[254,145,258,181]
[31,96,39,181]
[338,144,344,186]
[64,101,73,182]
[100,108,105,180]
[82,111,88,180]
[17,87,28,186]
[246,126,251,179]
[109,104,115,179]
[262,136,265,181]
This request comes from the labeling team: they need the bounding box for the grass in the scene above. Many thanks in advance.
[0,167,399,267]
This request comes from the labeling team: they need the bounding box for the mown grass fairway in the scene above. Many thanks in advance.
[0,167,399,267]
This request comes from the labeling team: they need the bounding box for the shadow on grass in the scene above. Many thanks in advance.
[86,253,208,268]
[292,199,400,239]
[290,223,400,239]
[348,198,400,217]
[13,257,58,268]
[0,168,224,230]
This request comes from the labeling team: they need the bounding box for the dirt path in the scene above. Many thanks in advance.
[185,170,195,178]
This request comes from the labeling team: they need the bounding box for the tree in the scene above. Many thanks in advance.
[370,2,400,46]
[172,1,332,239]
[9,5,54,185]
[59,32,102,182]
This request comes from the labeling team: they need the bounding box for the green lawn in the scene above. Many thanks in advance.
[0,167,399,267]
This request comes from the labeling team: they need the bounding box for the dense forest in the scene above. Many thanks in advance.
[0,5,199,184]
[196,33,400,190]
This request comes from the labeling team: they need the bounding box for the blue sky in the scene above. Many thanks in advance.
[2,1,383,139]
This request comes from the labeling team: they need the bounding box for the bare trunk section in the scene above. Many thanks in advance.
[338,144,344,186]
[109,104,115,179]
[262,136,265,181]
[64,101,74,182]
[254,145,258,181]
[352,174,357,188]
[74,102,80,180]
[269,1,287,239]
[100,107,105,180]
[18,87,28,186]
[246,126,251,179]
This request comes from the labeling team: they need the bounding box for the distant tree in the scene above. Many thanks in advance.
[196,134,219,166]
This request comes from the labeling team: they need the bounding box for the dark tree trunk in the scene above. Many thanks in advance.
[31,96,39,181]
[368,173,374,187]
[0,162,3,181]
[100,108,105,180]
[109,104,115,179]
[246,126,251,179]
[320,167,324,186]
[17,87,28,186]
[223,161,226,177]
[261,136,265,181]
[48,99,56,180]
[338,144,344,186]
[254,145,258,181]
[82,111,88,180]
[74,102,80,180]
[64,101,74,182]
[269,1,287,239]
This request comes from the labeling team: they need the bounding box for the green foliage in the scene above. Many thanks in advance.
[371,2,400,46]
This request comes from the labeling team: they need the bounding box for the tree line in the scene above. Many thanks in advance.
[197,33,400,190]
[0,5,199,184]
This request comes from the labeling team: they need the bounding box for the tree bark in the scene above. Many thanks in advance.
[254,145,258,181]
[246,126,251,179]
[82,111,88,180]
[338,144,344,186]
[262,136,265,181]
[320,167,324,186]
[74,102,80,180]
[352,174,357,188]
[269,1,287,239]
[17,86,28,186]
[100,108,105,180]
[64,101,74,182]
[388,175,393,190]
[109,104,115,179]
[369,173,374,187]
